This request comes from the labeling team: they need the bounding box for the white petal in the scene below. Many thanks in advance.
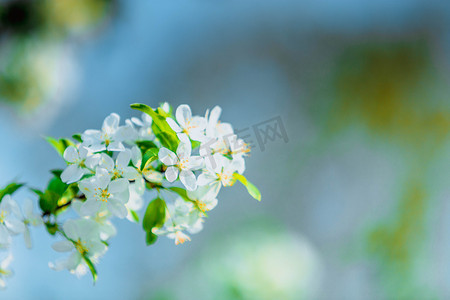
[88,241,107,256]
[116,150,131,169]
[187,156,204,170]
[95,168,111,189]
[179,170,197,191]
[107,141,125,152]
[52,240,74,252]
[176,140,192,159]
[109,178,129,194]
[23,198,33,218]
[5,219,25,234]
[107,198,128,218]
[131,146,142,168]
[82,130,102,145]
[65,252,82,271]
[63,220,79,240]
[85,154,101,169]
[23,227,32,249]
[176,104,192,128]
[131,117,143,126]
[3,196,22,218]
[0,225,11,246]
[80,199,101,217]
[87,143,106,153]
[197,173,216,186]
[191,116,207,130]
[123,167,140,181]
[63,146,79,163]
[166,118,182,133]
[61,165,84,184]
[165,166,179,182]
[102,113,120,134]
[158,148,177,166]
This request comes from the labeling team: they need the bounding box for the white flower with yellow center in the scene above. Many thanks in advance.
[99,150,140,181]
[158,139,203,191]
[0,196,25,248]
[78,168,130,218]
[197,156,244,192]
[50,219,106,275]
[22,198,43,249]
[153,197,203,245]
[0,253,13,289]
[187,185,219,214]
[205,105,234,139]
[130,146,163,191]
[61,145,101,184]
[166,104,207,142]
[71,199,117,241]
[82,113,133,152]
[129,113,154,140]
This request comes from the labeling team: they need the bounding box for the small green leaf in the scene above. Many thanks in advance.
[0,182,24,201]
[142,148,159,170]
[130,210,140,223]
[168,187,190,201]
[130,103,179,151]
[142,198,166,246]
[135,140,158,153]
[50,169,63,178]
[82,254,98,283]
[146,231,158,245]
[39,174,70,214]
[44,223,58,235]
[233,174,261,201]
[72,134,83,143]
[45,137,74,157]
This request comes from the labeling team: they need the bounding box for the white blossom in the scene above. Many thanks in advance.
[166,104,207,142]
[78,168,129,218]
[0,253,13,289]
[50,219,106,275]
[158,139,203,191]
[0,196,25,248]
[153,197,203,245]
[82,113,132,152]
[61,145,101,184]
[22,198,43,249]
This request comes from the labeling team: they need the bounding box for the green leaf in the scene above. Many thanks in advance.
[135,140,158,153]
[146,231,158,245]
[44,222,58,235]
[168,187,190,201]
[130,103,179,151]
[50,169,63,178]
[130,210,140,223]
[39,175,70,214]
[0,182,24,201]
[45,137,74,157]
[142,148,159,170]
[72,134,83,143]
[233,174,261,201]
[82,254,98,283]
[154,131,179,152]
[142,198,166,246]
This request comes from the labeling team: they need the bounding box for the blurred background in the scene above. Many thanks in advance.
[1,0,450,299]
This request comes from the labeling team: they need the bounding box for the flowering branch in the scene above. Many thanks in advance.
[0,102,260,286]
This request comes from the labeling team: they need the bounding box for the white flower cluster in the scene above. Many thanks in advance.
[48,103,255,278]
[0,195,43,288]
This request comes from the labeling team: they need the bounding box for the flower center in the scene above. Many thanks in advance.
[74,239,88,255]
[177,158,189,170]
[95,188,111,202]
[0,210,7,224]
[218,172,232,186]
